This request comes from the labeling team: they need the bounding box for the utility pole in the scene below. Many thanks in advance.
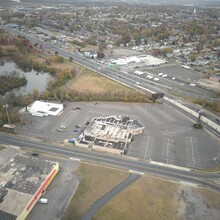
[3,104,11,125]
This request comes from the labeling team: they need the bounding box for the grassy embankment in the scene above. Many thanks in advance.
[63,162,220,220]
[62,163,129,220]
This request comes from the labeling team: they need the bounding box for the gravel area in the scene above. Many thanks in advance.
[176,185,220,220]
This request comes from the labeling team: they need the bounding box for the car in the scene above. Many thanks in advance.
[75,125,81,128]
[73,107,81,110]
[73,129,78,132]
[216,119,220,124]
[189,83,196,87]
[57,128,62,132]
[118,75,121,78]
[153,78,160,81]
[158,73,163,76]
[60,125,66,129]
[162,74,167,78]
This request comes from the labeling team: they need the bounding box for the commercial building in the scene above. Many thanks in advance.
[27,100,63,117]
[0,150,59,220]
[76,115,144,154]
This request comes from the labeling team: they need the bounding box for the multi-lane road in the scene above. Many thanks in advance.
[0,133,220,193]
[1,26,220,193]
[3,25,219,102]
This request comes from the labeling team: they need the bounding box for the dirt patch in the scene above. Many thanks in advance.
[176,185,220,220]
[104,48,144,59]
[197,79,220,93]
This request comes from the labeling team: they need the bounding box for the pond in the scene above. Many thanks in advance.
[0,60,53,95]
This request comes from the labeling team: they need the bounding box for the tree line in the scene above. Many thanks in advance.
[0,71,27,95]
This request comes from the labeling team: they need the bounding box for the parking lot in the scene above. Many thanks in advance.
[16,102,220,169]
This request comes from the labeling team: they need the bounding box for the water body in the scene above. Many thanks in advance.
[0,60,53,95]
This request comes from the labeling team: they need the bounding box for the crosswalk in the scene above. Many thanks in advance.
[88,103,130,111]
[19,131,64,143]
[161,127,192,137]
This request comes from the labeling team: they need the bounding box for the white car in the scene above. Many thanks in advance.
[154,78,160,81]
[162,74,167,78]
[146,75,153,79]
[189,83,196,87]
[158,73,163,76]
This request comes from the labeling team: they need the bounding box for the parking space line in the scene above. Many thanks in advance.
[166,138,170,163]
[153,107,175,121]
[143,136,150,159]
[185,137,201,168]
[190,137,195,166]
[135,104,160,125]
[39,121,48,129]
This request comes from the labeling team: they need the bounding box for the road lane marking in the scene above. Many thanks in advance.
[150,161,191,171]
[179,181,197,187]
[70,157,81,161]
[129,170,144,175]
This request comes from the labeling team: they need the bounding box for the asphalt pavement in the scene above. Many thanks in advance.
[1,133,220,194]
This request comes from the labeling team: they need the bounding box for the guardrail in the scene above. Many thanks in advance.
[164,96,220,133]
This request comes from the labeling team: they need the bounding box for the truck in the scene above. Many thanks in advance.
[181,65,190,70]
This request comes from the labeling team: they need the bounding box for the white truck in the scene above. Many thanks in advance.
[181,65,191,70]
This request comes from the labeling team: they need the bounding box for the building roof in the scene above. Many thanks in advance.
[27,101,63,116]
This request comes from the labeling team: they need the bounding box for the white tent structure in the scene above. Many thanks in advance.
[27,101,63,117]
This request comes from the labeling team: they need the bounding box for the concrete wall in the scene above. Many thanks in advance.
[164,97,220,133]
[92,145,123,155]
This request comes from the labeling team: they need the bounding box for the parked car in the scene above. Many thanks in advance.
[73,107,81,110]
[216,119,220,124]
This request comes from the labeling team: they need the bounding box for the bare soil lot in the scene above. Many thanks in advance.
[104,48,143,59]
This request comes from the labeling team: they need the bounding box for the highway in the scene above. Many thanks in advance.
[1,26,220,193]
[3,25,219,101]
[1,133,220,193]
[3,26,220,126]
